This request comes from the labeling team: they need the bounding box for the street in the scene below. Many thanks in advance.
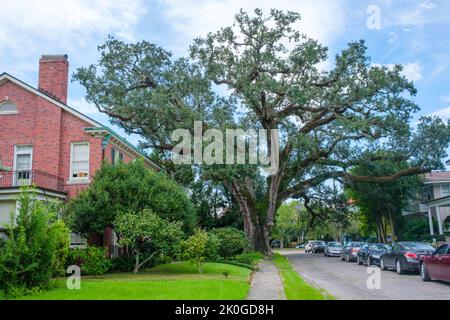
[281,250,450,300]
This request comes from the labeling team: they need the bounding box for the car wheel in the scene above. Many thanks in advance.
[396,259,405,275]
[420,263,431,281]
[367,257,371,266]
[357,255,362,265]
[380,258,387,270]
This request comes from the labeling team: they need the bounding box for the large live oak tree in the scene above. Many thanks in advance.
[74,9,450,253]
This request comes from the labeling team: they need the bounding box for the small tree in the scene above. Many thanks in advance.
[180,229,219,274]
[114,209,184,273]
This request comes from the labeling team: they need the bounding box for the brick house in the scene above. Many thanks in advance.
[0,55,161,253]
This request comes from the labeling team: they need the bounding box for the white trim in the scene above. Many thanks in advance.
[0,73,101,127]
[69,142,90,182]
[0,100,18,115]
[13,145,33,186]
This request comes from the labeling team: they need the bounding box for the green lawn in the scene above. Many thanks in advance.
[273,253,334,300]
[16,262,252,300]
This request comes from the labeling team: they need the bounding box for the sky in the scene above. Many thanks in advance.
[1,0,450,148]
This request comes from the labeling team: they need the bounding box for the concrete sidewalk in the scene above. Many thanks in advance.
[247,259,286,300]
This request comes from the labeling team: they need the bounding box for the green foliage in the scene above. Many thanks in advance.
[232,252,264,266]
[209,227,248,259]
[272,201,306,245]
[180,229,219,273]
[109,256,136,273]
[115,209,184,273]
[67,246,111,276]
[346,155,421,242]
[63,160,196,237]
[0,189,70,298]
[74,9,450,253]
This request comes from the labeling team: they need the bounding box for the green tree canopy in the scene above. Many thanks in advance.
[345,154,421,242]
[74,9,450,253]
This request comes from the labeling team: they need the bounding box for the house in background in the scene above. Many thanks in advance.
[0,54,160,253]
[403,171,450,236]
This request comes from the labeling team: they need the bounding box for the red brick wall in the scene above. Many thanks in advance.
[0,79,104,198]
[0,79,143,201]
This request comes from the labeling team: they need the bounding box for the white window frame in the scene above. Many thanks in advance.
[0,100,19,115]
[69,142,90,182]
[441,184,450,197]
[13,145,33,186]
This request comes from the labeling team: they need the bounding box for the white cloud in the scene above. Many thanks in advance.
[373,61,423,82]
[430,106,450,122]
[0,0,146,75]
[159,0,347,48]
[441,94,450,102]
[402,62,423,82]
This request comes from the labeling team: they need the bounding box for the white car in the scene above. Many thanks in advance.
[305,241,314,253]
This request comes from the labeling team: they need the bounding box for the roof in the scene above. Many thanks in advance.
[0,72,161,171]
[423,171,450,184]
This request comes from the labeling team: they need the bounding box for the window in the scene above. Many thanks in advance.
[70,142,89,180]
[111,148,124,165]
[0,101,18,114]
[13,145,32,186]
[422,185,434,201]
[435,245,447,255]
[441,184,450,197]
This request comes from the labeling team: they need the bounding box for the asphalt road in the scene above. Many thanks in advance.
[282,250,450,300]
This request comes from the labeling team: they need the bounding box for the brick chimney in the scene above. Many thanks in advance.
[38,54,69,104]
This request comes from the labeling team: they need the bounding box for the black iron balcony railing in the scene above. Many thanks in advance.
[0,170,65,193]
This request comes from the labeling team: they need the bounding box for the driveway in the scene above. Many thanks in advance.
[281,250,450,300]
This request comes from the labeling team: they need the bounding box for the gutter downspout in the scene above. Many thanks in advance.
[101,134,112,162]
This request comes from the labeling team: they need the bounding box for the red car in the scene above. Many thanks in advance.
[420,243,450,283]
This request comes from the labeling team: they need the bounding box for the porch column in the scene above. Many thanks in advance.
[428,207,435,235]
[436,206,444,235]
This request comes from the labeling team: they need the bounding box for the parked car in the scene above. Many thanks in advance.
[311,240,327,253]
[324,242,343,257]
[305,240,315,253]
[271,240,281,249]
[296,244,305,249]
[420,243,450,283]
[341,242,365,262]
[380,242,435,274]
[357,243,389,266]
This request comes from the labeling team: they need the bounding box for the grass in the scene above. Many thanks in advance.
[15,262,252,300]
[272,253,334,300]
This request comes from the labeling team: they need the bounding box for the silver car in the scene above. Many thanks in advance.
[324,241,343,257]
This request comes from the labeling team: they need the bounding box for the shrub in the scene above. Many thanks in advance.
[110,256,136,273]
[232,252,264,266]
[180,229,219,273]
[0,189,70,298]
[210,227,249,259]
[67,246,111,276]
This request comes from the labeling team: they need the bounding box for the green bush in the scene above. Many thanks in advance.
[109,256,136,273]
[67,246,111,276]
[232,252,264,266]
[209,227,249,259]
[180,229,219,273]
[0,189,70,298]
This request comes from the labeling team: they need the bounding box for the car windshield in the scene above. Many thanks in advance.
[351,242,364,247]
[401,243,435,251]
[369,244,387,251]
[328,242,342,247]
